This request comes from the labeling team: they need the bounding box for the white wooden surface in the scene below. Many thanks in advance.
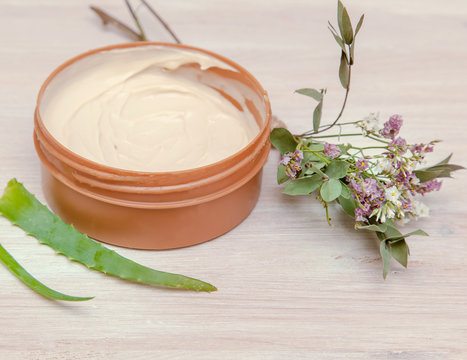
[1,1,467,359]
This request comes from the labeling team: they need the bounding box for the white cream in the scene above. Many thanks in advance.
[39,46,260,172]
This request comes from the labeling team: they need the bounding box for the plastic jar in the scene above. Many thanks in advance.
[33,42,271,249]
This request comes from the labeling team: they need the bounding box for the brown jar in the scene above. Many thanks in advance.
[33,42,271,249]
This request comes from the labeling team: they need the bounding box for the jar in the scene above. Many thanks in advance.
[33,42,271,249]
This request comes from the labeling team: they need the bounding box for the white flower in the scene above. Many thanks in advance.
[385,186,401,203]
[359,112,380,135]
[411,201,430,218]
[373,158,394,175]
[409,175,420,187]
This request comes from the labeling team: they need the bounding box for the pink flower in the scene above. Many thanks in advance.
[280,150,304,179]
[323,142,341,159]
[356,158,369,171]
[381,114,403,139]
[389,137,408,154]
[415,179,442,195]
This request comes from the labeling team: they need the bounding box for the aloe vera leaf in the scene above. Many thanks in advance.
[0,179,217,292]
[0,243,93,301]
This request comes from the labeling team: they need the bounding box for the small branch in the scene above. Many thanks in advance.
[140,0,181,43]
[300,64,352,138]
[90,5,143,41]
[125,0,148,41]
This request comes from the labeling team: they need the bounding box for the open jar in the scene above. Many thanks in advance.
[34,42,271,249]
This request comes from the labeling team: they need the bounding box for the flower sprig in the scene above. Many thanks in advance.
[270,1,463,278]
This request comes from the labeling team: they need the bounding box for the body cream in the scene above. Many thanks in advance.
[34,43,271,249]
[39,46,260,172]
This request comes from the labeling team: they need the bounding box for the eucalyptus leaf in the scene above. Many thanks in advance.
[313,100,323,133]
[414,163,464,182]
[330,31,346,53]
[341,6,354,44]
[307,143,325,151]
[437,153,453,165]
[337,1,344,38]
[311,163,328,178]
[390,239,409,268]
[356,223,388,233]
[277,164,289,185]
[270,128,298,155]
[283,175,323,195]
[384,229,428,241]
[320,178,342,202]
[380,240,392,279]
[339,182,352,199]
[337,195,356,217]
[296,88,323,102]
[303,151,322,163]
[355,14,364,36]
[325,160,350,179]
[339,51,349,89]
[338,143,351,155]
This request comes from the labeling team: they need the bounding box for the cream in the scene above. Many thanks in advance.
[39,46,260,172]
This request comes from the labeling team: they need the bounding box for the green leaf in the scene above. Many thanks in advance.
[320,178,342,202]
[437,153,453,165]
[313,100,323,133]
[414,163,464,182]
[330,31,346,53]
[306,143,325,151]
[0,179,217,294]
[390,239,409,268]
[337,195,356,217]
[356,223,388,233]
[270,128,298,155]
[340,5,354,44]
[325,160,350,179]
[295,88,323,102]
[277,164,289,185]
[380,240,392,279]
[337,1,344,37]
[303,151,322,163]
[338,143,352,155]
[0,243,93,302]
[355,14,364,36]
[283,175,323,195]
[414,154,464,182]
[339,182,352,199]
[310,163,328,178]
[339,51,349,88]
[384,229,428,242]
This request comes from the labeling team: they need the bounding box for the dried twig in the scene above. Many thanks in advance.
[90,1,182,44]
[125,0,148,41]
[140,0,181,44]
[90,5,143,41]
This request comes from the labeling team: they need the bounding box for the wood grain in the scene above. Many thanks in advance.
[0,1,466,359]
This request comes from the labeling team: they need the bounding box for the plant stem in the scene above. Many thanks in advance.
[300,61,352,138]
[140,0,181,44]
[311,133,362,139]
[125,0,148,41]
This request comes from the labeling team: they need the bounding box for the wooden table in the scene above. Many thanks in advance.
[1,1,466,359]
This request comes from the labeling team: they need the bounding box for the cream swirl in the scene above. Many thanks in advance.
[39,46,260,172]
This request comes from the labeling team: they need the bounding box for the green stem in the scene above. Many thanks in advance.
[301,145,330,164]
[368,135,390,144]
[311,133,363,139]
[125,0,148,41]
[350,145,388,150]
